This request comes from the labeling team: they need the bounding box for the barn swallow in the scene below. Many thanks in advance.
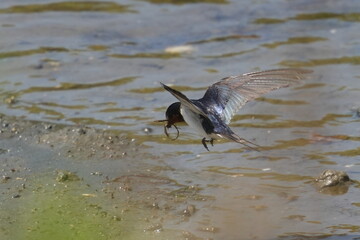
[158,68,312,151]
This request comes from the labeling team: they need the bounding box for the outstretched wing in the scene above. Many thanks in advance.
[199,68,312,124]
[160,82,208,118]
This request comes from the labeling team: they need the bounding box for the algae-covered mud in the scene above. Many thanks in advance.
[1,0,360,239]
[0,116,205,239]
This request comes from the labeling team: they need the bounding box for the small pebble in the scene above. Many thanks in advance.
[143,127,153,134]
[165,45,195,54]
[183,204,196,216]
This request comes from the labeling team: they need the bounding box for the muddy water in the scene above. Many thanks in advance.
[0,0,359,239]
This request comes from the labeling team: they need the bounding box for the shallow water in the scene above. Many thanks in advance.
[0,0,359,239]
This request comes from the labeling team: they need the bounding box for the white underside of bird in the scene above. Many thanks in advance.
[180,105,222,140]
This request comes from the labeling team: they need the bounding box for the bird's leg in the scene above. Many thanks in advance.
[201,137,210,151]
[202,138,215,151]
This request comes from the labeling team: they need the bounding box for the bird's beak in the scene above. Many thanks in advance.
[154,119,167,123]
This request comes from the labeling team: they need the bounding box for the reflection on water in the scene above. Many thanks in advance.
[326,147,360,157]
[254,12,360,24]
[139,0,229,4]
[188,34,259,44]
[203,48,257,59]
[12,104,65,118]
[262,36,327,49]
[97,106,144,112]
[68,117,135,126]
[128,85,206,94]
[232,114,351,128]
[0,47,69,59]
[0,0,359,239]
[38,102,87,110]
[255,97,308,105]
[279,56,360,67]
[20,77,137,93]
[293,12,360,22]
[109,52,182,59]
[0,1,135,13]
[253,18,287,24]
[206,166,313,182]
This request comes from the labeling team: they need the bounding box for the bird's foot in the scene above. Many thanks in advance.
[202,138,214,151]
[202,138,209,151]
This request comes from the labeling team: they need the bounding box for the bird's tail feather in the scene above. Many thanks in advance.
[222,132,261,152]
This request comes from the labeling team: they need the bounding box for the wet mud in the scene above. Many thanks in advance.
[0,115,221,239]
[0,115,359,240]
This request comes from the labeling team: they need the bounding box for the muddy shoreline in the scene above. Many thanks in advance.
[0,115,215,239]
[1,115,358,239]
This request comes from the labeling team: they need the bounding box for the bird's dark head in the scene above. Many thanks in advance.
[155,102,184,140]
[165,102,184,127]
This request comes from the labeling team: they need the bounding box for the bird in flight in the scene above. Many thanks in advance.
[157,68,312,151]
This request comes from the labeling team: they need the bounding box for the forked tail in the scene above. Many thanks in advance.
[223,132,261,152]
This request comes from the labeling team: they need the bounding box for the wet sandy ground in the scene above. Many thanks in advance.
[0,115,358,240]
[0,0,360,239]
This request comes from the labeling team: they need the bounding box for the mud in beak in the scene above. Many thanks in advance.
[154,120,180,140]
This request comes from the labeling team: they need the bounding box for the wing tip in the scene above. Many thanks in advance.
[243,68,312,76]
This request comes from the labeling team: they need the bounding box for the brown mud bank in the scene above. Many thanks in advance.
[0,115,210,240]
[0,115,359,240]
